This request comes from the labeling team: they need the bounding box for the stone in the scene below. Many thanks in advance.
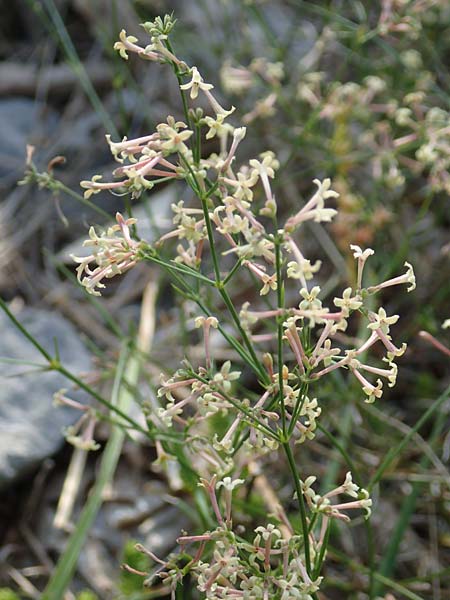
[0,307,91,487]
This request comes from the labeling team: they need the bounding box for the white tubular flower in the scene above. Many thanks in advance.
[157,120,193,154]
[443,319,450,329]
[300,476,322,507]
[195,316,219,369]
[53,389,87,411]
[333,287,363,315]
[287,259,322,281]
[367,307,400,334]
[245,261,277,295]
[239,301,258,332]
[222,169,259,202]
[157,402,183,427]
[65,430,100,452]
[254,523,281,542]
[350,244,375,289]
[299,286,322,311]
[216,477,244,527]
[212,433,234,454]
[114,29,159,61]
[180,66,213,99]
[311,176,338,200]
[260,273,277,296]
[212,361,241,392]
[203,113,234,140]
[368,261,416,293]
[342,472,359,498]
[284,178,339,232]
[216,477,244,492]
[194,315,218,329]
[350,244,374,260]
[359,358,398,388]
[64,412,100,452]
[359,489,373,519]
[105,132,159,163]
[251,149,278,216]
[221,127,247,172]
[351,368,383,403]
[80,175,124,199]
[295,397,322,444]
[331,488,372,520]
[322,474,359,500]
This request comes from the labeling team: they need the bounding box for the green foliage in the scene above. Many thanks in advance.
[0,589,21,600]
[76,591,99,600]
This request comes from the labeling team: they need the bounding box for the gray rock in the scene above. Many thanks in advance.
[0,98,58,183]
[0,307,91,487]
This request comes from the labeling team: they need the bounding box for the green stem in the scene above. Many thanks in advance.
[141,249,216,286]
[197,192,269,384]
[200,195,221,282]
[0,297,53,362]
[158,256,261,374]
[165,38,192,130]
[313,518,331,579]
[275,237,287,437]
[288,382,309,438]
[0,296,148,435]
[58,365,147,434]
[283,441,311,574]
[222,258,242,286]
[218,285,269,385]
[194,121,202,165]
[52,179,112,220]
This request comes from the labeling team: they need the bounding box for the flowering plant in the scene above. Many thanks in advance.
[60,15,420,599]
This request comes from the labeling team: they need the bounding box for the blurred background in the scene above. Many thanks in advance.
[0,1,449,598]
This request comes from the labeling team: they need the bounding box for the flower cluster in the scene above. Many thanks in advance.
[72,212,144,296]
[74,16,417,598]
[125,474,330,599]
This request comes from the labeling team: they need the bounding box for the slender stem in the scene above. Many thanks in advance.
[58,365,147,434]
[313,519,331,579]
[283,441,311,574]
[194,121,202,165]
[165,38,192,130]
[140,249,215,286]
[157,256,261,374]
[197,191,269,384]
[0,297,52,362]
[0,296,149,435]
[222,259,242,286]
[218,285,269,385]
[52,179,111,220]
[200,195,221,282]
[275,237,287,437]
[288,382,309,438]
